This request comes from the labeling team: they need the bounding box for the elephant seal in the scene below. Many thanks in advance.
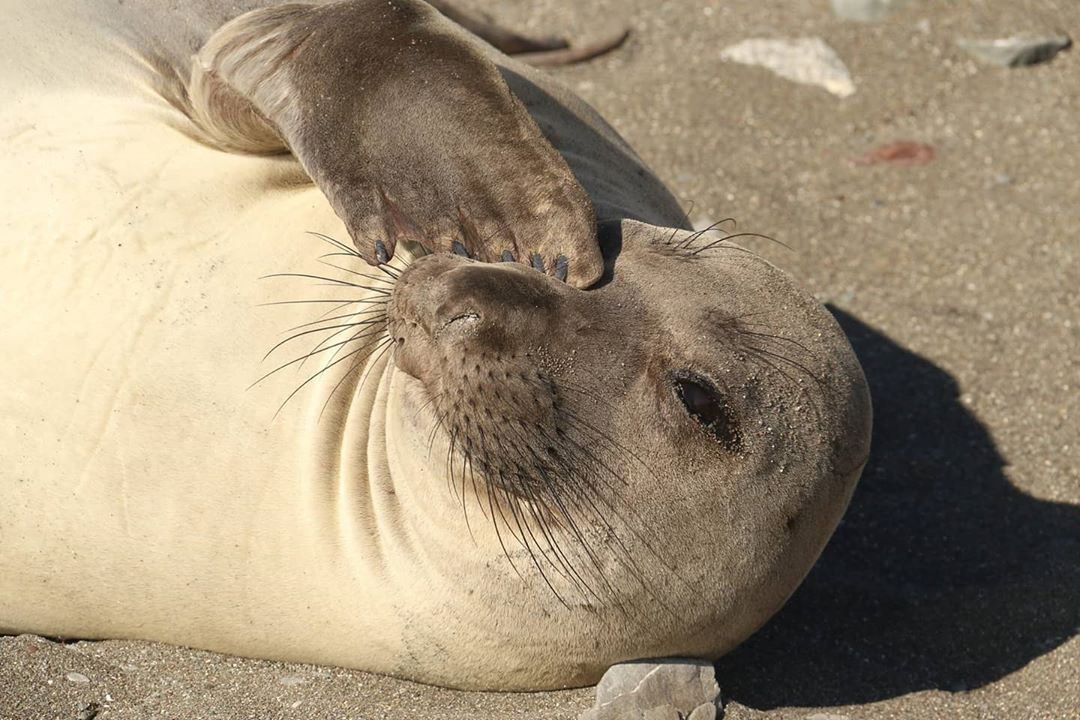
[0,0,871,691]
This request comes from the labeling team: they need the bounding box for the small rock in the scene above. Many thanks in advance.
[65,672,90,684]
[957,34,1071,67]
[76,703,101,720]
[279,674,307,686]
[830,0,911,22]
[720,37,856,97]
[581,659,721,720]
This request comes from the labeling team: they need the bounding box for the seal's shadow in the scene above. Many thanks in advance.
[716,308,1080,708]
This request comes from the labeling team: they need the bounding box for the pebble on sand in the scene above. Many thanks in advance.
[720,37,856,97]
[957,34,1072,67]
[76,703,102,720]
[830,0,911,22]
[65,671,90,683]
[579,659,721,720]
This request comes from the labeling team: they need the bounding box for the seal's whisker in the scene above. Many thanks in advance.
[313,298,387,321]
[676,217,737,250]
[483,466,530,586]
[521,484,601,604]
[458,442,473,535]
[258,297,389,308]
[261,272,393,294]
[498,478,571,609]
[309,323,388,370]
[317,336,394,420]
[691,231,791,254]
[740,345,825,424]
[727,325,816,357]
[494,424,605,603]
[307,230,361,258]
[270,342,375,418]
[283,307,389,333]
[316,259,397,286]
[263,318,386,361]
[553,410,695,613]
[738,338,823,390]
[250,327,383,389]
[374,262,401,280]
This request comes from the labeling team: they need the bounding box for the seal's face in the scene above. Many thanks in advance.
[386,219,870,633]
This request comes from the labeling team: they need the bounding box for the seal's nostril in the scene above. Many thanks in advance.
[447,312,479,327]
[436,311,480,340]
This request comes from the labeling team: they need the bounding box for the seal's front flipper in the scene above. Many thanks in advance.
[187,0,603,287]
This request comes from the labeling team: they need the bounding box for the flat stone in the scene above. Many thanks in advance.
[642,706,681,720]
[958,34,1071,67]
[688,703,719,720]
[65,671,90,683]
[581,659,721,720]
[830,0,910,22]
[720,37,856,97]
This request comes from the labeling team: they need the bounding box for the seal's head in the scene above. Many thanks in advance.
[384,218,871,677]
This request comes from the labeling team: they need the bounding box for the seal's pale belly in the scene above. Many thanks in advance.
[0,84,399,661]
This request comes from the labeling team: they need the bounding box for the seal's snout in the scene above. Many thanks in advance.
[389,253,566,380]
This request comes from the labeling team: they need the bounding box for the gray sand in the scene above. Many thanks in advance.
[2,0,1077,718]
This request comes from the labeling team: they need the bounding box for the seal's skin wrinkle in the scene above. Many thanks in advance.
[0,0,872,692]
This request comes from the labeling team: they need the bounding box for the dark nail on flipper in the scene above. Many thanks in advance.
[530,254,545,272]
[374,240,389,264]
[451,241,471,257]
[554,255,569,282]
[501,250,515,263]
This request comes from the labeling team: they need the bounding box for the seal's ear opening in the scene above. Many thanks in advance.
[592,219,624,289]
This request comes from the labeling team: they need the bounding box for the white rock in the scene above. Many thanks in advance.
[831,0,911,22]
[65,671,90,683]
[581,659,721,720]
[720,38,856,97]
[957,34,1071,67]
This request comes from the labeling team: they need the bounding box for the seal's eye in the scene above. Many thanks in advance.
[673,374,739,450]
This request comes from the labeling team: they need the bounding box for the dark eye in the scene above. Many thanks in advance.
[673,374,739,450]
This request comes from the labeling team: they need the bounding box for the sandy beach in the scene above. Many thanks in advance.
[2,1,1077,718]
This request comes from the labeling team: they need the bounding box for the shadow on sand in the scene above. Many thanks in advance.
[716,307,1080,708]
